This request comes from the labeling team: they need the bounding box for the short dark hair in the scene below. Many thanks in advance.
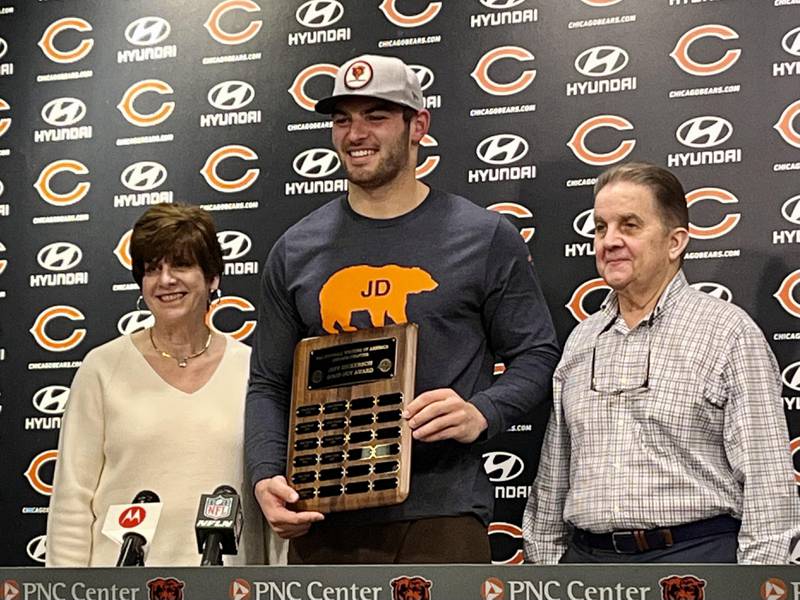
[594,162,689,231]
[130,203,224,288]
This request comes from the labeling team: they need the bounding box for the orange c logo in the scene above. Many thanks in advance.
[34,159,91,206]
[117,79,175,127]
[30,305,86,352]
[685,187,740,239]
[416,134,440,179]
[670,24,741,77]
[566,278,611,322]
[37,17,94,64]
[204,0,263,45]
[471,46,536,96]
[775,99,800,149]
[207,296,256,341]
[201,145,260,193]
[288,63,338,112]
[567,115,636,166]
[487,522,524,565]
[775,270,800,319]
[24,449,58,496]
[114,229,133,270]
[487,202,535,243]
[0,97,10,137]
[379,0,441,28]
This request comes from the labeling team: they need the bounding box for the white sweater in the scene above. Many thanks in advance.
[46,335,268,566]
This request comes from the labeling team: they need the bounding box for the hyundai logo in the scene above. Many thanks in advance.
[117,310,154,335]
[690,282,733,303]
[409,64,435,91]
[783,361,800,392]
[41,97,87,128]
[217,230,253,261]
[574,45,629,78]
[781,194,800,226]
[27,535,47,564]
[480,0,526,8]
[0,179,4,197]
[783,26,800,57]
[293,148,340,178]
[125,16,171,47]
[0,37,7,61]
[37,242,83,272]
[208,80,255,111]
[121,161,168,192]
[676,115,733,149]
[476,134,529,165]
[295,0,344,28]
[483,451,525,482]
[573,208,596,239]
[32,386,70,415]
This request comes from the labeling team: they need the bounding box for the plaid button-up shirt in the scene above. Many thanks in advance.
[523,271,800,564]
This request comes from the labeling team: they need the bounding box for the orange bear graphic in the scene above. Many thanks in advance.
[319,264,438,334]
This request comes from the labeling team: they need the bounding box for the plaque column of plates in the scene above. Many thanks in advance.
[287,323,417,513]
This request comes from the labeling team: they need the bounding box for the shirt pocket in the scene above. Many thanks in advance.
[633,376,725,457]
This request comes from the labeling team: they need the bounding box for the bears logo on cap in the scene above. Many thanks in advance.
[345,61,373,90]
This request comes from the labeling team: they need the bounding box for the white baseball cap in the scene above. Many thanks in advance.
[315,54,424,114]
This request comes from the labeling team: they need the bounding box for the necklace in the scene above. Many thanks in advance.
[149,327,213,368]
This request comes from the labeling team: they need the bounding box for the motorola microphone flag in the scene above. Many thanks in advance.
[101,490,162,567]
[195,485,242,566]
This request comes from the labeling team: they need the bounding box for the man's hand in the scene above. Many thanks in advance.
[403,388,488,443]
[254,476,324,539]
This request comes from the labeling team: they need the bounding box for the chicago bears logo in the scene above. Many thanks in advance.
[670,24,740,77]
[471,46,536,96]
[566,278,610,322]
[390,576,432,600]
[200,145,259,193]
[775,270,800,318]
[659,575,706,600]
[487,202,535,242]
[204,0,263,45]
[379,0,441,28]
[38,17,94,64]
[288,63,338,111]
[685,187,740,239]
[488,522,524,564]
[24,449,58,495]
[319,265,438,334]
[207,295,256,341]
[147,578,185,600]
[416,134,439,179]
[568,115,635,166]
[117,79,175,127]
[775,99,800,149]
[34,159,90,206]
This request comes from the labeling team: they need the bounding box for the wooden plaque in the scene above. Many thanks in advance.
[286,323,417,513]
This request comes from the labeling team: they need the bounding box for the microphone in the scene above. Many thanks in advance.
[195,485,242,566]
[101,490,162,567]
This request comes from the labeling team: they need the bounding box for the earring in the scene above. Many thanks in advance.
[136,295,146,311]
[209,288,222,307]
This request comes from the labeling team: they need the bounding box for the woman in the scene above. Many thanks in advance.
[46,203,272,566]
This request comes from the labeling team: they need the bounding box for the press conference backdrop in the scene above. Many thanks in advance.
[0,0,798,566]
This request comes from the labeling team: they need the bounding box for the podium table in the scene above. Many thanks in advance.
[1,565,796,600]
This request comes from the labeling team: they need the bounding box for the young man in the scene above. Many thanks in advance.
[246,54,559,564]
[523,162,800,564]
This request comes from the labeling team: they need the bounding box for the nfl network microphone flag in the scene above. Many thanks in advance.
[195,485,242,565]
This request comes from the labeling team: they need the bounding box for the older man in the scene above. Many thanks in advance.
[246,54,559,564]
[523,162,799,563]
